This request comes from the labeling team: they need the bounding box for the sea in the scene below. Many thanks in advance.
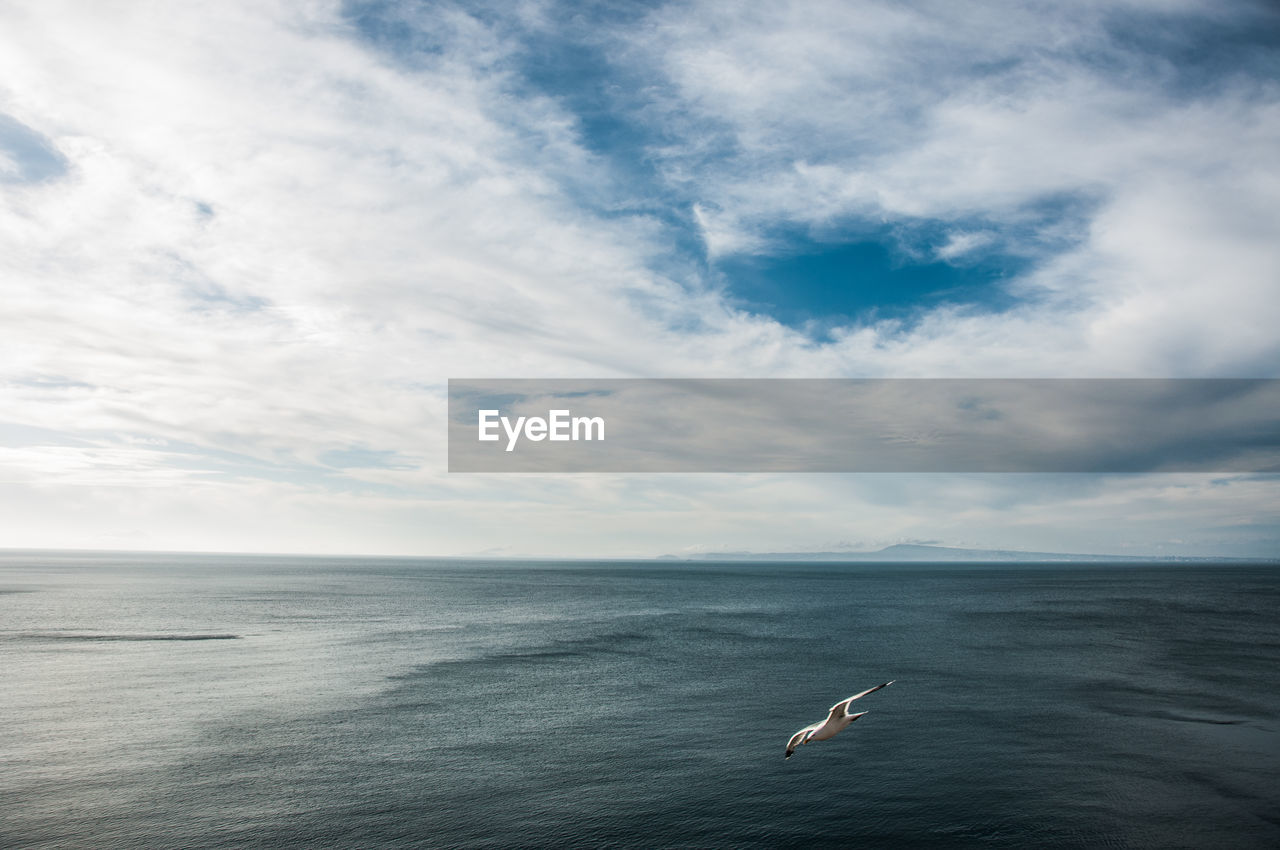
[1,551,1277,849]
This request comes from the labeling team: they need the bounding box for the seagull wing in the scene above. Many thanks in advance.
[785,725,814,758]
[829,680,895,717]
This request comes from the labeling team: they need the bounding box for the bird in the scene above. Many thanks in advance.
[785,681,894,759]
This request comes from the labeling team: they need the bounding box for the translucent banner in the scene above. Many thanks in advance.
[447,379,1280,473]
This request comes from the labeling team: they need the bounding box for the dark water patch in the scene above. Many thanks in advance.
[959,605,1119,627]
[1141,710,1243,725]
[1184,770,1270,805]
[1080,679,1267,726]
[489,648,590,662]
[8,631,241,642]
[678,624,777,641]
[698,606,781,619]
[388,629,658,680]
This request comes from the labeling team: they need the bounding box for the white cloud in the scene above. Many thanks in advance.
[624,0,1280,375]
[934,231,994,262]
[0,0,1276,555]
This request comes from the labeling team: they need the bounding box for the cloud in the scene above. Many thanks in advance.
[0,0,1276,555]
[935,231,995,262]
[616,0,1280,373]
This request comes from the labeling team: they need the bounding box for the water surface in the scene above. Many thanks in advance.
[2,553,1277,848]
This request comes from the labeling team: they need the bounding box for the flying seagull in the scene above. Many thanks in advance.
[785,681,894,760]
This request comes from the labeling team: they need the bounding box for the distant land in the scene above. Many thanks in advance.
[657,543,1276,563]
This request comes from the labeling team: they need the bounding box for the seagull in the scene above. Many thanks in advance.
[785,681,894,760]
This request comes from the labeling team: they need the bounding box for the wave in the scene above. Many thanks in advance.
[388,629,655,680]
[6,631,241,641]
[1129,709,1244,726]
[1082,680,1255,725]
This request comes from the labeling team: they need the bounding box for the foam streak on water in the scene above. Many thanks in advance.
[1,553,1277,848]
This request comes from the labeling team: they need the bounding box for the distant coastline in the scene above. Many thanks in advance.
[658,543,1280,564]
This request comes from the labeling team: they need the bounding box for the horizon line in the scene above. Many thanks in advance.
[0,545,1276,565]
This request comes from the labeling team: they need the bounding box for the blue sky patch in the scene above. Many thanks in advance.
[716,232,1030,332]
[0,114,68,183]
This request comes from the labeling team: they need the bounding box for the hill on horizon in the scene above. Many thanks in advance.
[659,543,1265,563]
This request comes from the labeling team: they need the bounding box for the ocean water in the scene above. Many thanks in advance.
[1,553,1277,849]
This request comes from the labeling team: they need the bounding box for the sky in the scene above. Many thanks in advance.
[1,0,1278,558]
